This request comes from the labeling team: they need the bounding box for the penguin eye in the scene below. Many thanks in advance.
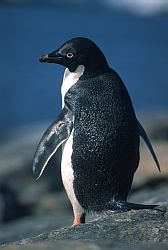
[67,52,74,58]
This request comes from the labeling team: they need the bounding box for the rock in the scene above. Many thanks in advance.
[0,123,44,177]
[2,208,168,250]
[139,114,168,141]
[2,241,168,250]
[0,123,63,191]
[0,183,30,223]
[0,212,72,245]
[133,141,168,188]
[17,209,168,243]
[132,113,168,188]
[0,123,65,223]
[129,179,168,206]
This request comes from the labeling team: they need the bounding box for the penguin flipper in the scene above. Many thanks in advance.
[137,119,161,172]
[32,106,73,180]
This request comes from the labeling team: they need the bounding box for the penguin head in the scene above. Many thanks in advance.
[39,37,109,75]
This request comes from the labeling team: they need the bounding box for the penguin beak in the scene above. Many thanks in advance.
[39,50,63,63]
[39,54,49,62]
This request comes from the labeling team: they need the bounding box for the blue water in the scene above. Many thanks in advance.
[0,4,168,138]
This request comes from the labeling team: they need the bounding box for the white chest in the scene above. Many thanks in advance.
[61,129,74,196]
[61,65,85,108]
[61,129,84,216]
[60,65,85,191]
[60,65,85,215]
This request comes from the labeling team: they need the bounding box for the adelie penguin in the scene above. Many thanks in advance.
[32,37,161,225]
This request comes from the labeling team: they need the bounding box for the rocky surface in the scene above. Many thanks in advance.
[0,115,168,249]
[2,208,168,250]
[2,242,168,250]
[10,209,168,243]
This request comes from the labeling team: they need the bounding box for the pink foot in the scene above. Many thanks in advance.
[72,213,86,226]
[73,216,82,226]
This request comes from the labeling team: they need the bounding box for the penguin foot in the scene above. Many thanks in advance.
[72,213,86,226]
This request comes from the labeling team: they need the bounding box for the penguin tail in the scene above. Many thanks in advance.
[108,201,160,212]
[125,202,159,210]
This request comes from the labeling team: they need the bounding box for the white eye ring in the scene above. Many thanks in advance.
[67,52,73,58]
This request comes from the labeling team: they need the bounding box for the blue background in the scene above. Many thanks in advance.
[0,3,167,140]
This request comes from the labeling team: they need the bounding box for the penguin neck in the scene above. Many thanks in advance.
[80,61,110,80]
[61,65,85,108]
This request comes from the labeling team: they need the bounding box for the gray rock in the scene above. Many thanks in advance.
[129,181,168,206]
[0,124,44,177]
[3,241,168,250]
[0,212,72,245]
[2,208,168,250]
[0,123,65,223]
[20,209,168,243]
